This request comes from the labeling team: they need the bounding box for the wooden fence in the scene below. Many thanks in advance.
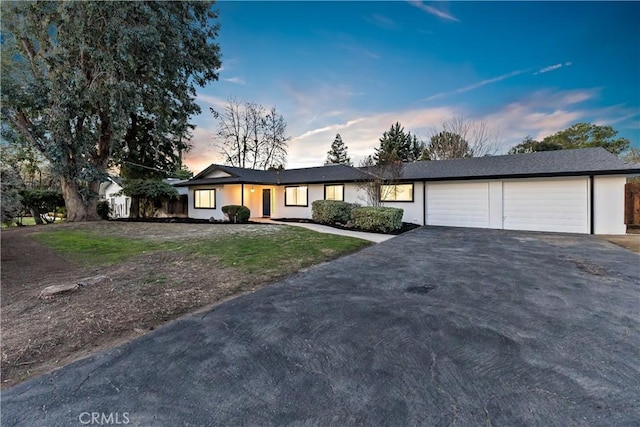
[625,183,640,225]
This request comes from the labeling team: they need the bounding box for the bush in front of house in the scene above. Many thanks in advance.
[352,206,403,233]
[96,201,112,220]
[311,200,357,225]
[221,205,251,223]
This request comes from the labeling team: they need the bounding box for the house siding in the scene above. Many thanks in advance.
[188,184,243,220]
[593,175,626,234]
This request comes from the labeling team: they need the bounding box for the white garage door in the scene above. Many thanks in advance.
[503,178,589,233]
[426,182,490,228]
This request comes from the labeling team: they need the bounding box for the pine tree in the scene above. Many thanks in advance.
[325,134,352,165]
[374,122,425,164]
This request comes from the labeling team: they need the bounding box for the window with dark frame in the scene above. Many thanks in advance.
[284,186,308,206]
[324,184,344,201]
[380,183,414,202]
[194,189,216,209]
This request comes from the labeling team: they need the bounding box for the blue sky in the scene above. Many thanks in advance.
[185,1,640,171]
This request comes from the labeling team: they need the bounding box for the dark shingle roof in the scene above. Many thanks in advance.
[176,163,371,186]
[277,164,371,184]
[398,147,639,181]
[177,148,639,187]
[175,165,278,186]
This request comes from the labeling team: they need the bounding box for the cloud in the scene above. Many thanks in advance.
[481,88,599,147]
[196,94,228,109]
[223,77,246,85]
[425,69,528,101]
[183,125,225,173]
[288,106,457,167]
[407,1,460,22]
[184,83,632,173]
[338,43,380,59]
[282,82,361,117]
[533,61,572,75]
[365,14,400,30]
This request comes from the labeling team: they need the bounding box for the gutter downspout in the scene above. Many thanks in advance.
[423,181,427,226]
[589,175,594,235]
[241,183,244,206]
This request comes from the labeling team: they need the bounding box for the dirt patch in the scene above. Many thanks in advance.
[0,222,288,388]
[601,234,640,254]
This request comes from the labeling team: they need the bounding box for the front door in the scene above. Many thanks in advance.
[262,189,271,217]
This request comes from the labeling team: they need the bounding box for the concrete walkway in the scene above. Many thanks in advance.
[252,218,395,243]
[2,227,639,426]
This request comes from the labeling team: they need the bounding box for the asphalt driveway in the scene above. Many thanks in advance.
[2,227,639,426]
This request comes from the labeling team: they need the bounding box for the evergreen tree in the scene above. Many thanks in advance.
[325,134,352,165]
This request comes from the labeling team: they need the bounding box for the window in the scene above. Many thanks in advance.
[285,186,308,206]
[194,189,216,209]
[381,184,414,202]
[324,184,344,201]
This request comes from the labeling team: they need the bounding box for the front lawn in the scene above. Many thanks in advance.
[1,222,371,388]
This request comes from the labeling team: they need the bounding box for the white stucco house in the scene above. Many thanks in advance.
[175,148,640,235]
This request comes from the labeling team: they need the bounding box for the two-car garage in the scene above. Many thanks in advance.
[424,176,613,234]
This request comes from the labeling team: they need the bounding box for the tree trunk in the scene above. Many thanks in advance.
[30,208,44,225]
[129,196,140,218]
[60,177,101,222]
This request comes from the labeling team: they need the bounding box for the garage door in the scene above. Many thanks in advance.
[503,178,589,233]
[426,182,490,228]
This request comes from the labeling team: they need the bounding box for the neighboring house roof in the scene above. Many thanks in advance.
[176,148,640,187]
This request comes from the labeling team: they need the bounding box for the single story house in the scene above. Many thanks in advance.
[175,148,640,235]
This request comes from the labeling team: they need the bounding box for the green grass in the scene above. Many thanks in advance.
[31,226,371,271]
[31,230,179,266]
[186,226,370,274]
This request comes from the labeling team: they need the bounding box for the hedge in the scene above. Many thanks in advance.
[311,200,357,225]
[352,206,403,233]
[221,205,251,223]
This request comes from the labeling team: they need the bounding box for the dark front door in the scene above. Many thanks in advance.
[262,189,271,217]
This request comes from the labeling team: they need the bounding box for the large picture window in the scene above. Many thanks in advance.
[194,189,216,209]
[285,186,308,206]
[381,184,414,202]
[324,184,344,201]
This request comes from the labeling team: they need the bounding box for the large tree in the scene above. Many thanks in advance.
[1,1,221,221]
[374,122,424,164]
[426,115,498,160]
[325,134,352,165]
[212,98,290,170]
[424,131,473,160]
[509,123,630,155]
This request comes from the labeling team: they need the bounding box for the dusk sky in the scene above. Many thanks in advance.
[184,1,640,172]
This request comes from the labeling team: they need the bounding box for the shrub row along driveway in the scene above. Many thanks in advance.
[3,227,639,425]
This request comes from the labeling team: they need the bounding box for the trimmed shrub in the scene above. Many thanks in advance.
[221,205,251,223]
[96,201,112,220]
[311,200,357,225]
[352,206,403,233]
